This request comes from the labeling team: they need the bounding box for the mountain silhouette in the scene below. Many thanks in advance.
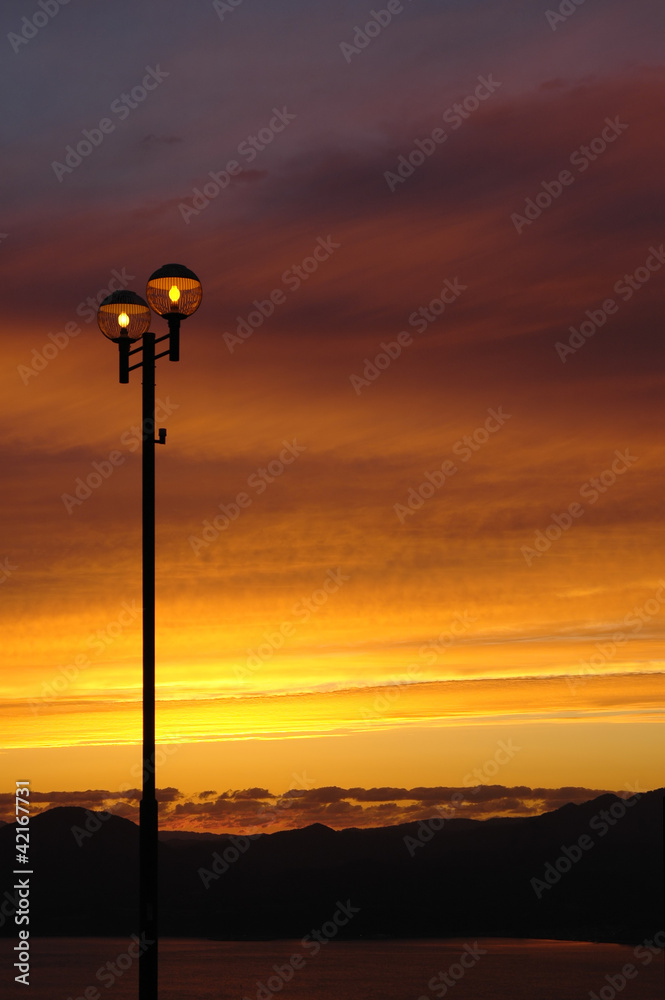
[0,790,661,943]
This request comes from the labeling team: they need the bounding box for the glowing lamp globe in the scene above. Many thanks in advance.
[97,290,151,341]
[146,263,202,319]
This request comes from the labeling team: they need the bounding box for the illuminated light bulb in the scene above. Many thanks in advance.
[118,312,130,328]
[168,285,181,303]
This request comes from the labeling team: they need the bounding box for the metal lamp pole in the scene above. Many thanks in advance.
[139,327,158,1000]
[97,266,202,1000]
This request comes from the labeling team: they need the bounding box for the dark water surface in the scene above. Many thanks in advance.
[2,937,663,999]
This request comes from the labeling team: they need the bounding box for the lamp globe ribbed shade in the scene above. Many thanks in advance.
[97,291,151,341]
[146,263,202,318]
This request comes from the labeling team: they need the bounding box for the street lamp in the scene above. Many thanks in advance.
[97,264,202,1000]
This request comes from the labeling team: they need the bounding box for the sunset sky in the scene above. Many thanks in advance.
[1,0,664,832]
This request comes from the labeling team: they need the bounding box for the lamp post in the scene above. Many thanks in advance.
[97,264,202,1000]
